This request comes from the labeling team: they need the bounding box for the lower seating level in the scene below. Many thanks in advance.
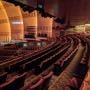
[0,33,90,90]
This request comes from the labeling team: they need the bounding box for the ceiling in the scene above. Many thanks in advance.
[15,0,90,25]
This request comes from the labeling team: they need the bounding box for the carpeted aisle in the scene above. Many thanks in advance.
[49,43,85,90]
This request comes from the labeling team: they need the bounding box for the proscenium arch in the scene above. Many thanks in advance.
[2,1,24,40]
[22,10,38,40]
[0,1,11,42]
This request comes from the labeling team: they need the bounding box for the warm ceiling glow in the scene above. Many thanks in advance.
[2,1,24,40]
[0,1,11,42]
[75,25,85,32]
[85,24,90,26]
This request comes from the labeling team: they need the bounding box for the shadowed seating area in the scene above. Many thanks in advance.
[0,0,90,90]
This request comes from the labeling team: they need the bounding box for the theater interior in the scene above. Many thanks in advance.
[0,0,90,90]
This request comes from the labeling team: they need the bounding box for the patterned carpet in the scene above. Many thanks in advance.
[80,68,90,90]
[48,43,85,90]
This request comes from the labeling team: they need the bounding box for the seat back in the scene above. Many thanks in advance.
[53,64,61,75]
[42,72,53,90]
[0,72,7,84]
[64,85,79,90]
[73,63,88,78]
[70,77,82,88]
[14,72,26,89]
[0,78,16,90]
[30,78,44,90]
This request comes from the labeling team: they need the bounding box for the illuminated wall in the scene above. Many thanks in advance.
[68,24,90,34]
[22,10,37,39]
[75,25,85,33]
[38,13,53,38]
[0,1,11,42]
[22,10,53,39]
[2,1,24,40]
[0,1,53,42]
[84,24,90,35]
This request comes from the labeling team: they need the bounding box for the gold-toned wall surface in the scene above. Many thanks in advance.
[0,1,11,42]
[38,13,53,38]
[2,1,24,40]
[0,1,54,42]
[22,10,37,39]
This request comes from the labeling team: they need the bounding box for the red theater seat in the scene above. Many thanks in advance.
[0,72,7,85]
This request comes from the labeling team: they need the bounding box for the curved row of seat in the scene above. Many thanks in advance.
[0,40,59,69]
[48,34,89,90]
[0,72,26,90]
[63,35,90,90]
[77,36,90,90]
[23,37,73,90]
[24,36,79,90]
[64,53,89,89]
[0,33,90,90]
[0,36,71,90]
[6,39,68,73]
[52,36,79,76]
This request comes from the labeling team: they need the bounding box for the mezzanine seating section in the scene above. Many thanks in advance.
[0,33,90,90]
